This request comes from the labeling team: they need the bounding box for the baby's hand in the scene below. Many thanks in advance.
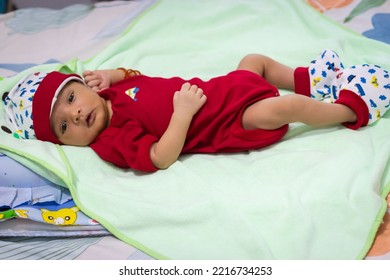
[82,70,111,92]
[173,83,207,119]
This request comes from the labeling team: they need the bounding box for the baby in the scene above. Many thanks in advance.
[3,49,390,172]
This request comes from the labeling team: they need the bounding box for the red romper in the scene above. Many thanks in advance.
[90,70,288,172]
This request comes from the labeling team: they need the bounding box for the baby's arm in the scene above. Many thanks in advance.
[150,83,207,169]
[83,69,136,92]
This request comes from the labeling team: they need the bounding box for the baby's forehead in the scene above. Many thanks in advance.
[51,78,86,115]
[62,79,84,88]
[57,80,85,95]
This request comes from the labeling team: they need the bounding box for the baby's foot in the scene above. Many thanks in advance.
[335,64,390,129]
[309,49,344,100]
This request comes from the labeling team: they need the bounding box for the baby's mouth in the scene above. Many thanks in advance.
[87,111,95,127]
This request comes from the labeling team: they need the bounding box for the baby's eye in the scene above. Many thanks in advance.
[68,92,75,103]
[60,121,68,134]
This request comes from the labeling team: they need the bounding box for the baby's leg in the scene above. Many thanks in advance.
[242,94,356,130]
[237,54,295,91]
[295,49,344,101]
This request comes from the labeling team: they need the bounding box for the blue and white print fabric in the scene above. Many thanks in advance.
[308,49,345,101]
[3,72,47,139]
[309,49,390,124]
[336,65,390,123]
[0,153,99,226]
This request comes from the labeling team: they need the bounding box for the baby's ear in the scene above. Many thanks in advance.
[2,92,9,102]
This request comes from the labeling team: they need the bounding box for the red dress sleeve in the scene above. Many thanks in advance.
[90,124,158,172]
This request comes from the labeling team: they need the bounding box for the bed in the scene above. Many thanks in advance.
[0,0,389,260]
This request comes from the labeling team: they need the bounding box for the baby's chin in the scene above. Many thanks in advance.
[58,134,96,146]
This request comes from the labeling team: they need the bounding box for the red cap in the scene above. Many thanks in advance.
[32,71,84,144]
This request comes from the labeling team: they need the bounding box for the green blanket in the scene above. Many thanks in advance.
[1,0,390,259]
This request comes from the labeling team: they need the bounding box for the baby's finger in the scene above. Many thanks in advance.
[91,86,100,92]
[200,93,207,104]
[83,75,96,84]
[86,78,102,88]
[188,84,198,91]
[181,82,191,91]
[195,87,204,96]
[82,70,94,79]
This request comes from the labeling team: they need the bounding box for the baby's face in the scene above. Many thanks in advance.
[50,81,110,146]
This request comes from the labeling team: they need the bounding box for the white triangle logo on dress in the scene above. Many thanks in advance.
[125,87,139,101]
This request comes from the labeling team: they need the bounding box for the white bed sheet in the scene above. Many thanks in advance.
[0,0,156,77]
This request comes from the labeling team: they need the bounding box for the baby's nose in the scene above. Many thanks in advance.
[72,109,82,123]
